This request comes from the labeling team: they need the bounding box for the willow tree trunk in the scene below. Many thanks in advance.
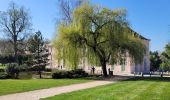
[101,61,108,77]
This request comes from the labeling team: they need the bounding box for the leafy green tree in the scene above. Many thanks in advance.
[27,31,49,78]
[160,43,170,71]
[54,3,146,76]
[150,51,161,71]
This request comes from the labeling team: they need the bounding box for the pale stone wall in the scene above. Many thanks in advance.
[46,44,57,69]
[47,39,150,75]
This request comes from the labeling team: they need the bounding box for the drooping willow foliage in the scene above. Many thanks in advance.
[53,3,146,75]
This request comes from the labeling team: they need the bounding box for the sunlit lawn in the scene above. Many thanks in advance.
[43,77,170,100]
[0,79,91,96]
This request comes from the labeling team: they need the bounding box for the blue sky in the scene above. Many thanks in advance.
[0,0,170,52]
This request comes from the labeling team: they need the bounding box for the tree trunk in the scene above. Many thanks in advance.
[14,35,18,64]
[101,61,108,77]
[39,71,42,79]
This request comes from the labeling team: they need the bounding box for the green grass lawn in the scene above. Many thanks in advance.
[43,77,170,100]
[0,79,91,96]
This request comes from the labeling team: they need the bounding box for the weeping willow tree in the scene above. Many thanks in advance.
[54,3,146,76]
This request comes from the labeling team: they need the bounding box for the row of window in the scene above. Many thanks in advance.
[111,57,126,71]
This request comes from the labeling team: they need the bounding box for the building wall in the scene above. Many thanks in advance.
[47,39,150,75]
[46,44,66,70]
[46,44,57,69]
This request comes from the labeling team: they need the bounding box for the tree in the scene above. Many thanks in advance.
[54,3,146,76]
[56,0,85,68]
[160,43,170,72]
[150,51,161,71]
[57,0,85,24]
[27,31,49,78]
[0,2,31,63]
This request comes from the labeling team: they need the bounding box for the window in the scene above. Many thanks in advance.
[120,50,126,71]
[121,57,126,71]
[111,65,114,70]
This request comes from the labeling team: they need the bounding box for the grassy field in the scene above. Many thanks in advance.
[0,79,91,96]
[43,77,170,100]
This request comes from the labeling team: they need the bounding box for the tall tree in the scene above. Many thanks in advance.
[57,0,85,24]
[150,51,161,71]
[54,3,146,76]
[27,31,49,78]
[0,2,31,63]
[56,0,85,68]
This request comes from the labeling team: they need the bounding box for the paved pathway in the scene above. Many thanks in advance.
[0,81,113,100]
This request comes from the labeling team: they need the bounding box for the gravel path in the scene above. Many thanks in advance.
[0,81,114,100]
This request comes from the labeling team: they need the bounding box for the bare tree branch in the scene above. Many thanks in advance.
[0,2,32,63]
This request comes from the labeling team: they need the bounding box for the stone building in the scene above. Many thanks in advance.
[47,31,150,75]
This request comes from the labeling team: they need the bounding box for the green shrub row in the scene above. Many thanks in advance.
[0,73,10,79]
[52,69,88,79]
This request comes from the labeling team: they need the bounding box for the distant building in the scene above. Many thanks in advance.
[0,40,13,55]
[47,30,150,75]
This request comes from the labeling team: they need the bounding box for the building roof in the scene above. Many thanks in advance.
[129,28,150,41]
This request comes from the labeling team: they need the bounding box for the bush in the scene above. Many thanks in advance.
[52,70,68,79]
[19,64,30,72]
[70,69,88,78]
[0,73,9,79]
[30,66,45,72]
[45,68,52,72]
[0,68,4,72]
[18,72,32,79]
[5,63,19,78]
[52,69,88,79]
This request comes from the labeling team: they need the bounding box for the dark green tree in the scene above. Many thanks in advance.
[160,43,170,72]
[150,51,162,71]
[27,31,49,78]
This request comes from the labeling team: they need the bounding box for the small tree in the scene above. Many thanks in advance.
[160,43,170,72]
[150,51,161,71]
[5,63,18,78]
[27,31,49,78]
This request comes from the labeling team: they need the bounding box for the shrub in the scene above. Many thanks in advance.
[0,73,9,79]
[45,68,52,72]
[5,63,19,78]
[19,64,30,72]
[70,69,88,78]
[30,66,45,72]
[52,70,68,79]
[0,68,4,72]
[0,66,9,79]
[18,72,32,79]
[52,69,88,79]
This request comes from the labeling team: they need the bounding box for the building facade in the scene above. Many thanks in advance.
[47,33,150,75]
